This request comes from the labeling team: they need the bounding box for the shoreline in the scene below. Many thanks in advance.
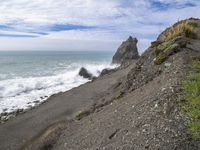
[0,64,118,123]
[0,64,132,150]
[0,83,88,124]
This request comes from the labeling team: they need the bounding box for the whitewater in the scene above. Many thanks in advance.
[0,51,116,114]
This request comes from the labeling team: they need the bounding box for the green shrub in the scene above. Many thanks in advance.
[180,57,200,140]
[188,21,198,27]
[183,27,198,39]
[158,40,179,52]
[154,52,166,65]
[188,122,200,140]
[154,39,179,65]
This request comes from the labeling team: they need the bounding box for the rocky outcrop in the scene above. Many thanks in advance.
[112,36,140,65]
[78,67,94,80]
[100,68,115,76]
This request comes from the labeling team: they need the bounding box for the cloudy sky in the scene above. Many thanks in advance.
[0,0,199,52]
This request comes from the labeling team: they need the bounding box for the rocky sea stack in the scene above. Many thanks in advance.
[112,36,140,65]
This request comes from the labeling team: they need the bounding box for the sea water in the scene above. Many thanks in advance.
[0,51,116,114]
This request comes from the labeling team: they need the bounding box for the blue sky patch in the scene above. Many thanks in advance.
[28,31,48,36]
[151,1,196,11]
[0,25,12,30]
[49,24,96,32]
[0,34,38,38]
[0,23,96,37]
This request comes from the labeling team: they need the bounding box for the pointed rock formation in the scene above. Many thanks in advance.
[112,36,140,65]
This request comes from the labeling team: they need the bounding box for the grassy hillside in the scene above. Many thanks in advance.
[181,56,200,140]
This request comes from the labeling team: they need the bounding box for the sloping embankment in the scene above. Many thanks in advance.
[23,18,200,150]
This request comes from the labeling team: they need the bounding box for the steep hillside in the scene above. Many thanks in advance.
[23,18,200,150]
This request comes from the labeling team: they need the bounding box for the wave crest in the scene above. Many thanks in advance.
[0,63,117,113]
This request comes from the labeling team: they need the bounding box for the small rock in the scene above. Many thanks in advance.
[78,67,94,80]
[16,109,24,114]
[164,63,171,67]
[154,103,158,108]
[1,112,8,116]
[142,129,147,133]
[1,116,7,121]
[145,144,149,149]
[100,68,114,76]
[33,100,40,104]
[161,87,166,92]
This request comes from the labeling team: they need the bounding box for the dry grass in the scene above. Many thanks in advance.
[164,20,198,41]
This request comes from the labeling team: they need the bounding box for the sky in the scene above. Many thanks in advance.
[0,0,200,52]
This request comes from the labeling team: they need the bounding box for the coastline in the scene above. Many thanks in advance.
[0,50,115,116]
[1,18,200,150]
[0,63,133,150]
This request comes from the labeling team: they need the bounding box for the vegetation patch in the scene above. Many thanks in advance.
[115,91,125,100]
[180,56,200,140]
[76,110,91,120]
[188,122,200,140]
[158,40,179,53]
[164,20,198,41]
[153,19,198,65]
[154,52,166,65]
[154,40,179,65]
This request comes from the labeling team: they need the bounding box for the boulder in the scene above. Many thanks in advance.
[112,36,139,65]
[79,67,94,80]
[100,68,115,76]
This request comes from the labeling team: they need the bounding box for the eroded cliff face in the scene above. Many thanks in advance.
[112,36,140,65]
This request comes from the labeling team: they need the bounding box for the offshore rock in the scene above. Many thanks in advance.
[79,67,94,80]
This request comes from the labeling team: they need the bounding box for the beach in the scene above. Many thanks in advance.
[0,51,116,115]
[0,62,133,150]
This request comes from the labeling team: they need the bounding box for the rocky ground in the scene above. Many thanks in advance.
[1,18,200,150]
[52,49,200,150]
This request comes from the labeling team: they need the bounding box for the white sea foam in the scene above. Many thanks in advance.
[0,63,117,114]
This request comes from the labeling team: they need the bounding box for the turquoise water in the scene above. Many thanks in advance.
[0,51,115,113]
[0,51,114,80]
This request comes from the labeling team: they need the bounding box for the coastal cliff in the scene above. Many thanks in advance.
[1,18,200,150]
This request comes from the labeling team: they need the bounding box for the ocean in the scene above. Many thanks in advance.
[0,51,116,114]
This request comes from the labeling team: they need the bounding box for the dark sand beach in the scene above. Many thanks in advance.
[0,63,133,150]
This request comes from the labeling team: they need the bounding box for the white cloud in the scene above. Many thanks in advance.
[0,0,199,52]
